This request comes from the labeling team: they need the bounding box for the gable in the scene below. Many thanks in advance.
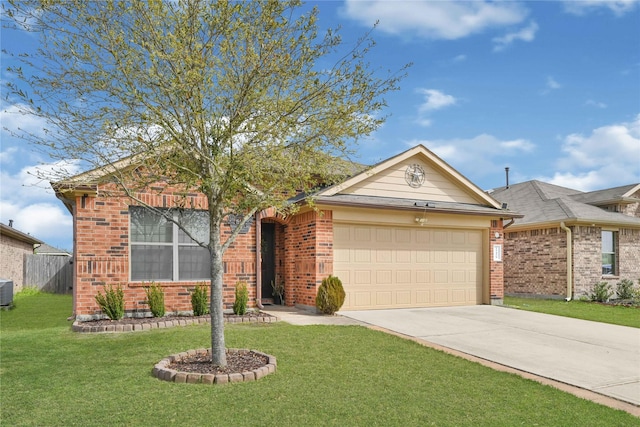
[319,145,501,208]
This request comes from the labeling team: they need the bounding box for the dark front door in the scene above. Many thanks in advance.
[261,223,276,303]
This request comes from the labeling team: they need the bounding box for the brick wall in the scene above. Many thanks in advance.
[0,235,34,292]
[572,226,601,297]
[504,225,640,299]
[504,226,568,298]
[489,220,505,303]
[73,184,257,319]
[283,210,333,308]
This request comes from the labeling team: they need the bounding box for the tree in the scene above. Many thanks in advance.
[3,0,406,366]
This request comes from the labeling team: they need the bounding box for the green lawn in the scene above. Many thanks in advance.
[504,296,640,328]
[1,293,638,426]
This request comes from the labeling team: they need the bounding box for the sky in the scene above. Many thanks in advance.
[1,0,639,251]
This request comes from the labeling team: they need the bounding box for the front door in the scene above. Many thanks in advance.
[261,223,276,303]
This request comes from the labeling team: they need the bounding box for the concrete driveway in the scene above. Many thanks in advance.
[340,305,640,408]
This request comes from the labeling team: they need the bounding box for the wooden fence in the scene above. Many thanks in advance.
[24,255,73,294]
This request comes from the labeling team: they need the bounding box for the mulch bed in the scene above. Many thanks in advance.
[168,350,269,375]
[72,311,277,333]
[81,311,273,326]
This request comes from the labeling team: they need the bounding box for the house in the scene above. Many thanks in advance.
[0,222,43,292]
[490,181,640,300]
[53,145,519,321]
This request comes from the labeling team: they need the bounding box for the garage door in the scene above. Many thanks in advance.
[334,223,483,310]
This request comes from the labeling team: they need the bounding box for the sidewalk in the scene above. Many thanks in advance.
[260,304,364,326]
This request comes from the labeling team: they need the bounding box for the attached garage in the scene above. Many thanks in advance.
[334,223,483,310]
[311,144,519,311]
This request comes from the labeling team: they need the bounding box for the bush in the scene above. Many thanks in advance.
[191,283,209,316]
[233,281,249,315]
[616,279,635,300]
[589,281,613,303]
[95,284,125,320]
[316,275,346,315]
[144,283,165,317]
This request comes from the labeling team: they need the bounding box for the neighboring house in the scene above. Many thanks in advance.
[0,222,43,292]
[491,181,640,300]
[53,145,518,320]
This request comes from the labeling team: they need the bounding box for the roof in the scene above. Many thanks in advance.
[316,194,514,217]
[569,183,640,205]
[0,223,43,246]
[490,180,640,229]
[34,243,72,256]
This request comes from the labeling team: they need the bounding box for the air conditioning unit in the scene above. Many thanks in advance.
[0,280,14,306]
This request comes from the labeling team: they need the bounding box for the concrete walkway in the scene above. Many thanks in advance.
[262,304,640,414]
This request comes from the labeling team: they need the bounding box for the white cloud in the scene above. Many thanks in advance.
[418,89,457,113]
[415,89,457,127]
[563,0,639,16]
[585,99,608,108]
[492,21,538,52]
[0,159,82,250]
[342,0,528,40]
[407,133,535,178]
[541,76,562,95]
[537,115,640,190]
[1,102,49,138]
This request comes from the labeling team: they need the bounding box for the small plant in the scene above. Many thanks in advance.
[316,275,346,315]
[233,281,249,315]
[95,284,125,320]
[589,281,613,303]
[615,279,635,300]
[144,282,165,317]
[191,282,209,316]
[271,280,285,304]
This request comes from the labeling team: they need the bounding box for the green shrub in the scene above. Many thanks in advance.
[191,283,209,316]
[16,286,40,297]
[144,283,165,317]
[233,281,249,315]
[589,281,613,303]
[316,275,346,315]
[615,279,635,300]
[95,284,125,320]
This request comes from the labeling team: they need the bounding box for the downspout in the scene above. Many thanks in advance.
[255,212,264,309]
[560,222,572,301]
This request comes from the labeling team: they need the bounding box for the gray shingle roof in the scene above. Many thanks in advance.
[490,180,640,227]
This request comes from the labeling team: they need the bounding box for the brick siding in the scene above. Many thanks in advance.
[490,219,505,303]
[504,226,568,298]
[282,210,333,308]
[0,234,34,292]
[504,225,640,299]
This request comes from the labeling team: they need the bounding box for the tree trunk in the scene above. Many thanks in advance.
[209,217,227,366]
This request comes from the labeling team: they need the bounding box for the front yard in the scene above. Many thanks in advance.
[1,293,637,426]
[504,296,640,328]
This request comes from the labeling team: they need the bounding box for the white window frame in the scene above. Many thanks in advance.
[601,229,617,276]
[130,207,210,282]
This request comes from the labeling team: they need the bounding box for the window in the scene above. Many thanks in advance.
[130,207,210,281]
[601,230,617,275]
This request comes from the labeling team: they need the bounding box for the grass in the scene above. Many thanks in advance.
[504,296,640,328]
[1,293,638,426]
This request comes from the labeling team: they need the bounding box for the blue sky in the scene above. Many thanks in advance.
[1,0,639,251]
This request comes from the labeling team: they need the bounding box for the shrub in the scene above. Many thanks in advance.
[316,275,346,315]
[95,284,125,320]
[191,283,209,316]
[589,281,613,303]
[615,279,635,300]
[144,283,165,317]
[233,281,249,315]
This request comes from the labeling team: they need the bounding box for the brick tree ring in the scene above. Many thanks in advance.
[153,348,277,384]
